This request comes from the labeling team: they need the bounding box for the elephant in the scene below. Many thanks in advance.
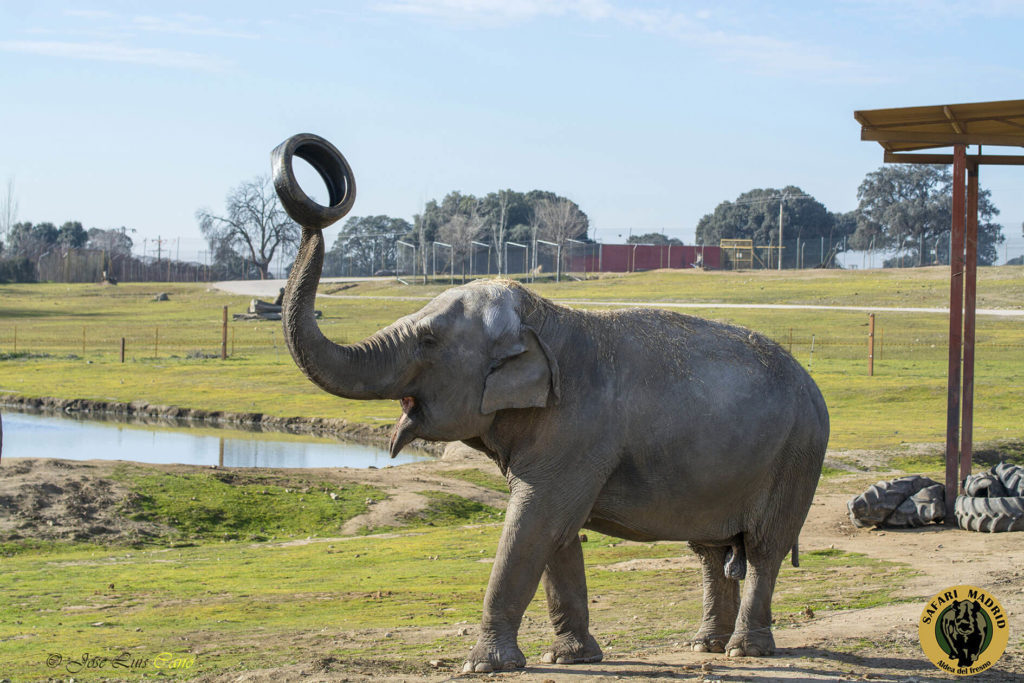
[271,134,830,672]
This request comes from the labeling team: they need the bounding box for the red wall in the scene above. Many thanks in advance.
[568,245,721,272]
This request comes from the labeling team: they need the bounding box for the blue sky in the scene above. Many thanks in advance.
[1,0,1022,263]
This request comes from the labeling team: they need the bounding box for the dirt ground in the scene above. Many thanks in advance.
[2,446,1023,682]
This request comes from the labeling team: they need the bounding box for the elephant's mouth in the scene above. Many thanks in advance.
[389,396,420,458]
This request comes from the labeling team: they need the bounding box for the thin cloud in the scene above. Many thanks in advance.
[130,15,261,40]
[373,0,880,82]
[0,40,231,71]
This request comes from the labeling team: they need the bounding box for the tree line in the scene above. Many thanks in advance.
[1,162,1013,283]
[0,221,135,282]
[324,189,589,278]
[194,179,589,279]
[695,165,1006,267]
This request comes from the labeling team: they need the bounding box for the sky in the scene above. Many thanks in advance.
[1,0,1023,264]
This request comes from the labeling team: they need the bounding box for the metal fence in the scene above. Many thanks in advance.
[35,248,212,283]
[3,312,1022,369]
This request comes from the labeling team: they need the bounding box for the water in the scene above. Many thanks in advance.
[0,410,428,469]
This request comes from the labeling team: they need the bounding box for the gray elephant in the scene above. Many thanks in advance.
[271,134,830,672]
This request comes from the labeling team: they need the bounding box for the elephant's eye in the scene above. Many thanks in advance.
[420,334,438,349]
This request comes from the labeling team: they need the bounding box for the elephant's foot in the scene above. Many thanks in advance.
[690,631,731,653]
[540,633,603,664]
[462,637,526,673]
[725,628,775,657]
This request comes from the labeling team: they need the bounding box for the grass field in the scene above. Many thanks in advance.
[2,266,1023,450]
[0,463,915,681]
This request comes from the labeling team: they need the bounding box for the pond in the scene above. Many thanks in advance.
[0,410,429,469]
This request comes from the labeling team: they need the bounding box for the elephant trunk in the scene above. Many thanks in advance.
[283,227,412,401]
[274,133,412,401]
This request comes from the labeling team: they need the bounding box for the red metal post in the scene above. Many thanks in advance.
[960,162,979,490]
[945,144,967,521]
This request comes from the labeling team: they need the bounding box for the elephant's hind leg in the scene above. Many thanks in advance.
[725,542,785,657]
[540,535,603,664]
[688,543,740,653]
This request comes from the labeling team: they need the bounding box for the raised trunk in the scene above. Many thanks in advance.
[282,227,410,400]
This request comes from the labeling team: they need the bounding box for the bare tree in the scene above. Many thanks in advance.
[1,176,17,246]
[487,190,511,275]
[438,203,485,282]
[535,197,587,245]
[196,175,298,279]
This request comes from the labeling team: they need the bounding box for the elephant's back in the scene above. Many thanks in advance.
[586,306,827,452]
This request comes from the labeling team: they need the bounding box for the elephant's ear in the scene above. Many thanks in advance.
[481,326,560,415]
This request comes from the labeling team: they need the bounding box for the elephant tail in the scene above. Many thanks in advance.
[791,540,799,568]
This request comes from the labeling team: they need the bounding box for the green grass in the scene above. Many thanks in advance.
[0,525,913,680]
[2,269,1023,451]
[441,467,510,492]
[110,465,388,542]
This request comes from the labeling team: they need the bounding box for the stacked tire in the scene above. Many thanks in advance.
[955,462,1024,532]
[847,463,1024,532]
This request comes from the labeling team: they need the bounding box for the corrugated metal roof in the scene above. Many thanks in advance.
[855,99,1024,152]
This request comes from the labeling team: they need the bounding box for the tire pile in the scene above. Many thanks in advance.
[847,462,1024,532]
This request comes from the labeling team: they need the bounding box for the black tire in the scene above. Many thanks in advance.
[994,462,1024,496]
[955,494,1024,532]
[963,472,1009,498]
[887,484,945,527]
[847,476,941,528]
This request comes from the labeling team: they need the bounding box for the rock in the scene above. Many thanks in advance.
[153,292,169,301]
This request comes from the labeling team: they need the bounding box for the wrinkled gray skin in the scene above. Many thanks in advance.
[283,227,829,672]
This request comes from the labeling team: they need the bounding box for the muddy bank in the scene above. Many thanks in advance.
[0,448,503,546]
[0,395,444,456]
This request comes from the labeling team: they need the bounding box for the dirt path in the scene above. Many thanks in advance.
[4,450,1022,681]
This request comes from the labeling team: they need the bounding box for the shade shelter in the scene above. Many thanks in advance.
[854,99,1024,520]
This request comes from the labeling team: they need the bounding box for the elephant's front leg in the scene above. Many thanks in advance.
[463,491,586,673]
[540,534,603,664]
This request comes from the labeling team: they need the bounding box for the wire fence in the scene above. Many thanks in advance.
[3,316,1022,367]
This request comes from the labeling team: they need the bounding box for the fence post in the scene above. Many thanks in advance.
[221,306,228,360]
[120,337,125,363]
[868,313,875,376]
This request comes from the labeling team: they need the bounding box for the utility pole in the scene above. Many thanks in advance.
[778,194,786,271]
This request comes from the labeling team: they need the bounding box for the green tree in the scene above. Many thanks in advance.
[7,221,58,261]
[695,187,837,247]
[86,227,134,256]
[628,232,683,245]
[853,165,1004,266]
[57,221,88,248]
[324,215,412,276]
